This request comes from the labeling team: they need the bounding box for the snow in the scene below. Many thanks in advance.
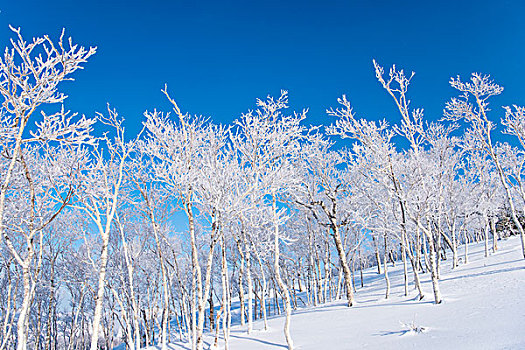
[146,236,525,349]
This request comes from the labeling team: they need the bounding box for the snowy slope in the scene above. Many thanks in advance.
[150,236,525,350]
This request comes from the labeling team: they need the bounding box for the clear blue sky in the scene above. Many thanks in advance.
[1,0,524,136]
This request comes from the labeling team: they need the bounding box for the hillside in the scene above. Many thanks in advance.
[155,236,525,350]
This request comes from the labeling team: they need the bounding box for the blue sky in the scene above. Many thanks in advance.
[1,0,524,137]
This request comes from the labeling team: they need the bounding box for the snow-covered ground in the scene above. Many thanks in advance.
[151,236,525,349]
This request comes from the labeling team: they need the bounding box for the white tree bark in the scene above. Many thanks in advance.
[90,228,110,350]
[221,235,230,350]
[417,220,442,304]
[272,194,294,350]
[242,229,254,334]
[383,234,390,299]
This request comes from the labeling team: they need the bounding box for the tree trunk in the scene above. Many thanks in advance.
[272,194,294,350]
[417,220,442,304]
[383,234,390,299]
[90,233,109,350]
[435,226,442,280]
[484,214,490,258]
[373,236,382,274]
[401,242,408,296]
[236,240,246,327]
[464,229,469,264]
[492,152,525,258]
[403,236,424,300]
[16,260,33,350]
[150,218,169,350]
[491,217,498,252]
[245,241,254,334]
[221,235,230,350]
[185,201,199,350]
[45,259,56,350]
[428,236,442,304]
[451,220,458,268]
[331,224,355,307]
[359,250,364,288]
[252,243,268,330]
[196,236,217,350]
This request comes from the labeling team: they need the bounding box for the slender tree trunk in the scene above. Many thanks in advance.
[306,220,317,307]
[110,287,133,350]
[196,237,217,350]
[142,309,150,347]
[0,130,28,350]
[409,253,424,300]
[428,236,442,304]
[185,201,199,350]
[383,234,390,299]
[0,264,15,350]
[323,239,329,303]
[245,240,254,334]
[315,254,322,305]
[359,250,364,288]
[335,268,343,299]
[451,220,458,269]
[221,236,230,350]
[16,260,33,350]
[272,194,294,350]
[491,217,498,252]
[417,221,442,304]
[330,224,354,307]
[464,229,469,264]
[45,259,56,350]
[401,242,408,296]
[89,146,127,350]
[147,216,169,350]
[252,243,268,330]
[435,225,442,280]
[208,287,214,332]
[350,258,356,294]
[116,217,140,350]
[373,236,382,274]
[403,236,424,300]
[484,214,490,258]
[416,228,423,272]
[422,234,430,272]
[181,292,191,345]
[236,240,246,327]
[90,233,110,350]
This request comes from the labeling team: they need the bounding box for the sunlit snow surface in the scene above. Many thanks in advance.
[145,236,525,349]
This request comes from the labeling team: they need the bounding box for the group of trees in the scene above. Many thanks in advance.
[1,28,525,350]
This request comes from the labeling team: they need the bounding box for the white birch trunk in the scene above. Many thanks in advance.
[16,260,32,350]
[451,220,458,269]
[383,234,390,299]
[185,201,199,350]
[417,220,442,304]
[464,229,469,264]
[484,214,490,258]
[221,236,230,350]
[272,194,294,350]
[401,242,408,296]
[196,210,219,350]
[402,235,424,300]
[90,230,110,350]
[150,218,169,350]
[245,243,254,334]
[373,236,382,274]
[331,224,355,307]
[491,217,498,252]
[252,242,268,330]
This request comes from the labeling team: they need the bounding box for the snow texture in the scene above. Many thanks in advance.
[144,235,525,350]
